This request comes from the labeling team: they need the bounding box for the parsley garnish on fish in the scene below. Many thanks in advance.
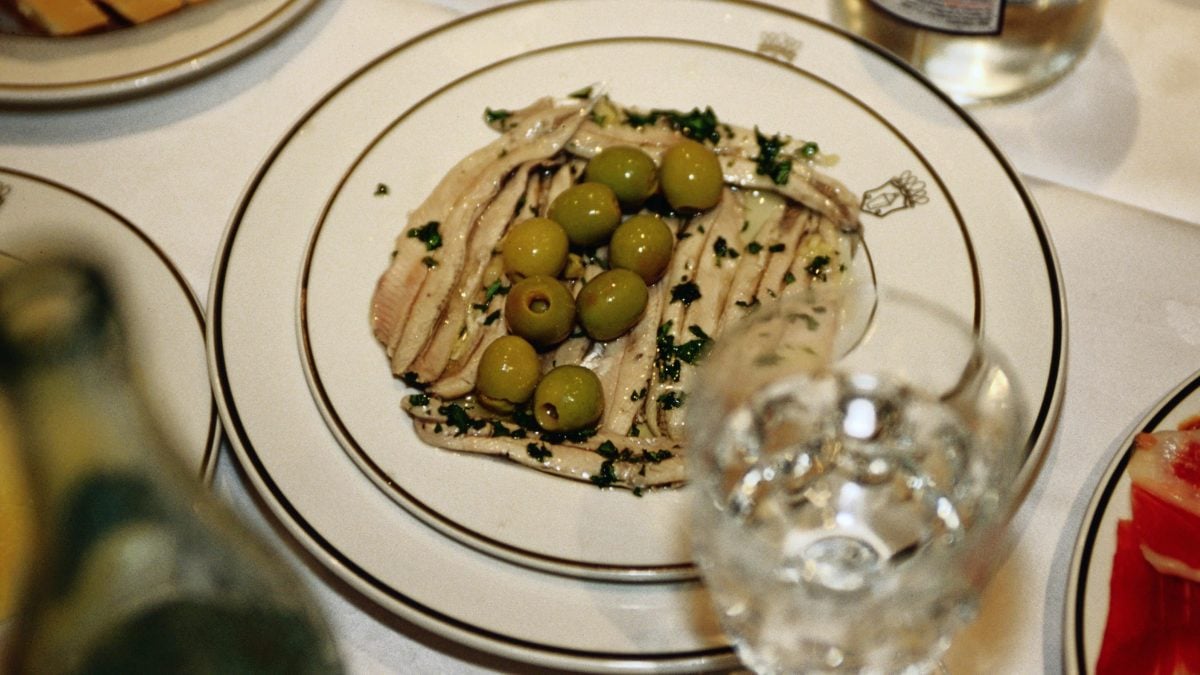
[596,440,619,459]
[374,183,389,196]
[483,280,510,303]
[401,371,427,390]
[800,141,820,158]
[746,241,763,254]
[782,271,797,286]
[670,281,701,306]
[657,391,686,410]
[491,421,526,439]
[407,221,443,251]
[768,243,786,253]
[421,256,438,268]
[623,106,722,144]
[484,107,515,130]
[483,310,501,326]
[805,255,832,282]
[713,236,740,260]
[526,443,552,462]
[590,461,619,488]
[407,393,430,407]
[568,86,593,99]
[655,322,711,382]
[439,404,486,436]
[754,128,793,186]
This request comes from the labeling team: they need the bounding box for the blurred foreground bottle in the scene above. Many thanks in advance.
[0,261,342,674]
[835,0,1106,104]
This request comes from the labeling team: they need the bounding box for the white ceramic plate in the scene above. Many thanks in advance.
[0,0,315,107]
[0,167,219,480]
[209,0,1064,669]
[1064,369,1200,674]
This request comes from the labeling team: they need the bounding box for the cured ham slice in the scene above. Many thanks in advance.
[1096,520,1200,675]
[1129,428,1200,582]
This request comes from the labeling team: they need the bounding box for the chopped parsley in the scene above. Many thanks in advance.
[655,322,711,382]
[407,221,443,252]
[526,443,552,462]
[401,371,427,390]
[670,280,701,306]
[713,236,740,260]
[374,183,389,196]
[421,256,438,268]
[805,255,832,282]
[483,279,510,303]
[438,403,486,436]
[746,241,763,255]
[675,325,711,363]
[590,461,619,488]
[657,391,686,410]
[539,427,598,446]
[595,440,619,459]
[483,310,501,326]
[768,243,786,253]
[630,387,647,402]
[484,107,514,130]
[490,421,526,439]
[800,141,820,158]
[407,393,430,407]
[624,106,722,144]
[782,271,797,286]
[754,128,793,186]
[568,85,593,99]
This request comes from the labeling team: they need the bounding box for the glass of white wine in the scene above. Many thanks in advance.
[686,287,1028,674]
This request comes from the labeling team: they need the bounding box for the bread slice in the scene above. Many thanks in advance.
[12,0,110,35]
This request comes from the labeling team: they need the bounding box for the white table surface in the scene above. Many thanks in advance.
[3,0,1199,672]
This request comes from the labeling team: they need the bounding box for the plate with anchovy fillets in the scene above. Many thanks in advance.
[208,1,1064,671]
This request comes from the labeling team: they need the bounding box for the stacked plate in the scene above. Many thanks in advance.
[206,1,1065,670]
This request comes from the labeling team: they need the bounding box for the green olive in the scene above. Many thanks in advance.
[547,182,621,247]
[502,217,569,280]
[608,214,674,283]
[475,335,541,413]
[576,268,649,341]
[584,146,659,210]
[660,138,723,211]
[505,276,576,348]
[533,365,604,432]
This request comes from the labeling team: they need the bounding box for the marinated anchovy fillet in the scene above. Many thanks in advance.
[371,93,865,490]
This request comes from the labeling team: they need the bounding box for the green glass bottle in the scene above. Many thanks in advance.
[0,261,343,674]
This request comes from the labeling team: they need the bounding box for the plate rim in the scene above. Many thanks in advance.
[1063,367,1200,674]
[0,0,318,107]
[0,165,221,482]
[206,0,1067,668]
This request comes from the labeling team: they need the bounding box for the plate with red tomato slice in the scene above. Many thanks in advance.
[1066,369,1200,674]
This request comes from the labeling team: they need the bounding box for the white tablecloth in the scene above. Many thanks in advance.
[3,0,1199,672]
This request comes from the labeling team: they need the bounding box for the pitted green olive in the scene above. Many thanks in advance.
[547,182,621,247]
[533,365,604,432]
[576,268,649,341]
[608,214,674,283]
[584,146,658,210]
[502,217,569,280]
[660,138,723,211]
[505,276,576,348]
[475,335,541,413]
